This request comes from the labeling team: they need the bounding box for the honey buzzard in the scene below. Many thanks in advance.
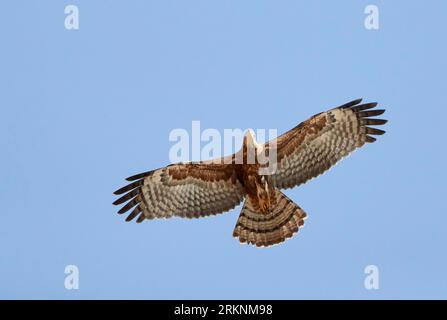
[113,99,387,247]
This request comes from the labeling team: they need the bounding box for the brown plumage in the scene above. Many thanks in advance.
[113,99,387,247]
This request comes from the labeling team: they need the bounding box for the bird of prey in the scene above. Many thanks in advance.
[113,99,387,247]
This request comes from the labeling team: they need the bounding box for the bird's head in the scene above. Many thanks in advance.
[237,129,259,165]
[243,129,258,148]
[240,129,266,165]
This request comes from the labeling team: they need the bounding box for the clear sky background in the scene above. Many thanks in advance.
[1,1,446,299]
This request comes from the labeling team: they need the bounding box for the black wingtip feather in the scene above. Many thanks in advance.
[363,118,388,126]
[114,180,143,195]
[125,205,144,222]
[351,102,378,112]
[126,170,154,181]
[113,188,140,205]
[118,197,140,214]
[366,127,386,135]
[341,98,363,109]
[125,206,142,222]
[125,215,134,222]
[112,198,122,206]
[358,109,385,117]
[136,213,146,223]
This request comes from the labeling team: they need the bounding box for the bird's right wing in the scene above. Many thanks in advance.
[113,163,246,222]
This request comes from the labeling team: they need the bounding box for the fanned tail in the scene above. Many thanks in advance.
[233,189,307,247]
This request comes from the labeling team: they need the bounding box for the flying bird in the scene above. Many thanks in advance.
[113,99,387,247]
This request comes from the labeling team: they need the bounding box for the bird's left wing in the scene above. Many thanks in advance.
[113,163,245,222]
[265,99,387,190]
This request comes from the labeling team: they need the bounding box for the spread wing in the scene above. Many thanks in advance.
[113,163,245,222]
[267,99,387,190]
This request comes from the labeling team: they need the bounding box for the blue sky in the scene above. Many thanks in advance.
[1,1,446,299]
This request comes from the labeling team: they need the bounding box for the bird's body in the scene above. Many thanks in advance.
[113,99,387,247]
[228,131,275,214]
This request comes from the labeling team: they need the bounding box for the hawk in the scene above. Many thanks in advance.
[113,99,387,247]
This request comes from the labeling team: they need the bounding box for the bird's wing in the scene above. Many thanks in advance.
[265,99,387,190]
[113,163,245,222]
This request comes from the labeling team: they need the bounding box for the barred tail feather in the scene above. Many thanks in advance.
[233,190,307,247]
